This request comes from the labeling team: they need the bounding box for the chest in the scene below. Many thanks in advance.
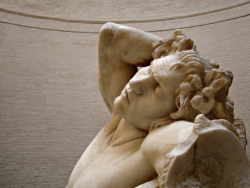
[71,139,156,188]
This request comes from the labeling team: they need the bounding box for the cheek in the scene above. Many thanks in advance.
[155,102,170,117]
[138,97,167,118]
[152,92,177,118]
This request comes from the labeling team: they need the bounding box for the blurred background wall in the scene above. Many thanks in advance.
[0,0,250,187]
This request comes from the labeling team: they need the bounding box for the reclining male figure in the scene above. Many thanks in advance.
[67,23,250,188]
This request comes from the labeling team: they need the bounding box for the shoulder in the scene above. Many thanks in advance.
[140,115,238,173]
[141,120,197,172]
[142,120,196,151]
[141,114,239,158]
[140,115,250,187]
[162,115,250,187]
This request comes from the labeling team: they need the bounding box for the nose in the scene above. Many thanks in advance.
[129,78,142,95]
[129,73,154,95]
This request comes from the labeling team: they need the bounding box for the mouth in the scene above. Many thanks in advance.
[121,87,130,102]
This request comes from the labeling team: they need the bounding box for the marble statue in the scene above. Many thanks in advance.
[66,23,250,188]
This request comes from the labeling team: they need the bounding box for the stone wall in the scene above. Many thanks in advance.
[0,1,250,187]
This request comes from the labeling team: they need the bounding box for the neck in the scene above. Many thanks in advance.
[110,118,148,146]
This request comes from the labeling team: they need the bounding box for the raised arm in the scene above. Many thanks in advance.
[98,22,161,116]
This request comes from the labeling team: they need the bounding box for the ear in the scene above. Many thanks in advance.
[170,95,184,119]
[170,81,199,121]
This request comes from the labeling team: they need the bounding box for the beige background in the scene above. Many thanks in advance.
[0,1,250,187]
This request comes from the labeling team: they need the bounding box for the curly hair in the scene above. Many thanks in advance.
[149,30,234,132]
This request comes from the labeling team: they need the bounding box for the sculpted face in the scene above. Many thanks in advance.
[114,54,185,130]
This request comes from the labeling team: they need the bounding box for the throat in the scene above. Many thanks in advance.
[110,118,148,146]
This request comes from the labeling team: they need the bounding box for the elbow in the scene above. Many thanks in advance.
[100,22,119,34]
[99,22,120,55]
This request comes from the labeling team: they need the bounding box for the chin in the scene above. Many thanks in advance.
[114,97,151,131]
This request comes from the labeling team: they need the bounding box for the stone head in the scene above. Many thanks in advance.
[114,30,234,131]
